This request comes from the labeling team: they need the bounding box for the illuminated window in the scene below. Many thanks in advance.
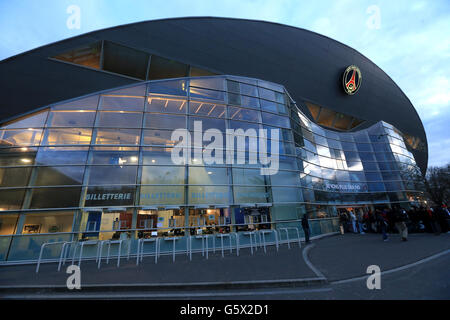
[53,42,101,69]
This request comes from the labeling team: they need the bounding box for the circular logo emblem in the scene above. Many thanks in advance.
[342,65,362,95]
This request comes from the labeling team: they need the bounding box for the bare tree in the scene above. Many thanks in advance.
[424,164,450,206]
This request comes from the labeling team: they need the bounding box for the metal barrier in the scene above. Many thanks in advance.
[13,218,339,269]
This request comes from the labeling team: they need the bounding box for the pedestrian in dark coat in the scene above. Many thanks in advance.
[301,213,311,243]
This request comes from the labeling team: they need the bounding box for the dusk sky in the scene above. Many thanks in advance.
[0,0,449,169]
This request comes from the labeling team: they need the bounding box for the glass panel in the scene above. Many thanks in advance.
[90,148,139,165]
[232,168,266,185]
[333,113,353,130]
[142,147,174,165]
[99,96,145,111]
[52,95,99,111]
[148,55,189,80]
[22,211,74,234]
[140,186,185,205]
[189,87,225,102]
[141,166,185,184]
[261,112,290,128]
[229,106,260,122]
[88,166,137,185]
[270,170,300,186]
[29,187,81,209]
[94,128,140,145]
[148,79,187,96]
[96,111,142,128]
[0,147,37,166]
[53,41,101,69]
[240,96,260,109]
[46,111,96,127]
[147,97,186,114]
[272,187,303,202]
[258,87,276,101]
[143,129,177,147]
[102,41,149,80]
[43,128,92,145]
[189,102,226,118]
[317,108,335,127]
[144,114,186,129]
[189,167,228,185]
[188,186,229,204]
[233,186,270,203]
[0,214,18,235]
[190,78,225,91]
[33,166,84,186]
[36,147,88,165]
[188,116,226,132]
[85,186,135,207]
[0,189,25,210]
[0,129,43,146]
[240,83,258,97]
[0,167,32,187]
[1,111,48,129]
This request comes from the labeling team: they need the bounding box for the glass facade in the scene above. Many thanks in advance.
[0,75,426,262]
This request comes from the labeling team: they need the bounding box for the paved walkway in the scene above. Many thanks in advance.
[0,232,448,299]
[307,232,450,281]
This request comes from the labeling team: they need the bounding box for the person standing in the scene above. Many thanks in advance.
[301,213,311,244]
[375,209,389,241]
[394,206,409,241]
[349,210,357,233]
[357,210,365,234]
[339,211,347,235]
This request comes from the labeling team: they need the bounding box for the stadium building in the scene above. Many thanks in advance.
[0,18,427,263]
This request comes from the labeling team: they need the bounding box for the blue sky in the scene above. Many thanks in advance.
[0,0,449,168]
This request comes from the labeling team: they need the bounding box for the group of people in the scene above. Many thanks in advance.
[338,204,450,242]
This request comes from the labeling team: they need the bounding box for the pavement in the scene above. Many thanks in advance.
[0,232,449,299]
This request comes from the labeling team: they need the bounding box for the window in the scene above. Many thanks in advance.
[0,147,37,166]
[36,147,89,165]
[229,106,260,122]
[0,129,43,146]
[189,186,229,204]
[233,186,270,203]
[0,214,18,235]
[88,166,137,185]
[90,148,139,165]
[141,166,185,185]
[53,41,101,69]
[143,129,177,146]
[148,79,187,97]
[96,111,142,128]
[189,102,226,118]
[33,166,84,186]
[43,128,92,145]
[29,187,81,209]
[0,167,32,187]
[140,186,185,205]
[99,96,145,112]
[46,111,96,127]
[94,128,140,145]
[52,95,99,111]
[148,55,189,80]
[144,114,186,130]
[190,78,225,91]
[22,212,74,234]
[102,41,149,80]
[189,167,228,185]
[1,111,48,129]
[147,97,186,114]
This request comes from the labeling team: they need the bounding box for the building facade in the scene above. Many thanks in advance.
[0,18,427,262]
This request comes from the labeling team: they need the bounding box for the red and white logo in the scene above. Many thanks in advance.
[343,65,362,95]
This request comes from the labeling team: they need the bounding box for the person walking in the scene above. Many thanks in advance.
[375,209,389,241]
[394,206,409,241]
[301,213,311,244]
